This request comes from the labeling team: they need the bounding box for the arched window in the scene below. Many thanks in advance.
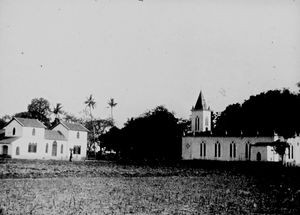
[195,117,199,131]
[233,143,236,158]
[61,144,63,154]
[200,143,202,157]
[45,143,48,153]
[32,128,36,136]
[77,132,80,139]
[245,142,251,160]
[200,142,206,157]
[13,128,16,135]
[215,141,221,158]
[52,141,57,156]
[16,146,20,155]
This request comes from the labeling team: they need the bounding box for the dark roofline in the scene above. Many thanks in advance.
[14,117,46,128]
[52,121,89,132]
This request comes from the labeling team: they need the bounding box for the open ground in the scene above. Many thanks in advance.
[0,159,300,214]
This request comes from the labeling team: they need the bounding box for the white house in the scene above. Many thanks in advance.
[0,117,89,161]
[182,91,300,165]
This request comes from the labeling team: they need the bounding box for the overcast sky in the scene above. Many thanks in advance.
[0,0,299,127]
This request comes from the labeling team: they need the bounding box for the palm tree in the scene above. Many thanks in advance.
[52,103,63,126]
[85,94,96,157]
[108,98,117,124]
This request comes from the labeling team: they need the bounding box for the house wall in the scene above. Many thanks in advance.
[11,138,69,160]
[182,136,274,161]
[4,120,23,137]
[52,124,69,139]
[68,130,87,160]
[0,144,12,155]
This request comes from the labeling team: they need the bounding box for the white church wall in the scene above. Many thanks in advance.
[182,136,274,161]
[287,136,300,166]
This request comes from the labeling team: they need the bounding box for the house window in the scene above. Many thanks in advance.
[28,143,37,153]
[61,144,63,154]
[2,145,8,155]
[73,146,81,155]
[77,132,80,139]
[16,146,20,155]
[291,145,294,159]
[13,128,16,135]
[32,128,36,136]
[52,141,57,156]
[45,143,48,153]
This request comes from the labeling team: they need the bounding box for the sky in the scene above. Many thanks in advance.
[0,0,299,127]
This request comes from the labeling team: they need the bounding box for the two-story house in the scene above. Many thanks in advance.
[0,117,88,160]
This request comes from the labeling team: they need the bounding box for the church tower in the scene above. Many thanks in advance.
[191,91,211,133]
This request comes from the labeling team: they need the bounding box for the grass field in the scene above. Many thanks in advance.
[0,159,300,214]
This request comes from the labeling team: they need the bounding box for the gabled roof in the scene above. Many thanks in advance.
[58,121,89,132]
[0,136,20,144]
[44,130,66,141]
[193,91,207,110]
[7,117,46,128]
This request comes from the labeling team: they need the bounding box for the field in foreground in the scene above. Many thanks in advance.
[0,159,300,214]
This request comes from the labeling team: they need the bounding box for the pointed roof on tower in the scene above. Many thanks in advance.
[194,91,207,110]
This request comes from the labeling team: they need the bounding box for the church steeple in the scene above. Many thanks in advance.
[194,91,207,110]
[191,90,211,133]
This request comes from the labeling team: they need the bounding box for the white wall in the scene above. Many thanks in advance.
[52,124,69,139]
[182,136,274,161]
[68,130,87,160]
[4,120,23,137]
[287,136,300,166]
[191,110,211,133]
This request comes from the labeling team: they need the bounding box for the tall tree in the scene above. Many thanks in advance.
[121,105,181,161]
[52,103,63,126]
[107,98,117,124]
[84,94,96,157]
[27,97,51,127]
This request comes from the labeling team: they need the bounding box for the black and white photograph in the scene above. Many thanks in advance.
[0,0,300,214]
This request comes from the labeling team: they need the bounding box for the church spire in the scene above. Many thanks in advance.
[194,91,207,110]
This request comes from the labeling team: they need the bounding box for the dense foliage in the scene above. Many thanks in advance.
[214,89,300,138]
[101,106,184,161]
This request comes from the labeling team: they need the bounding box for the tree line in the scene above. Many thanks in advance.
[1,84,300,161]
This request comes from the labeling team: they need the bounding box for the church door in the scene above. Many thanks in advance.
[256,152,261,161]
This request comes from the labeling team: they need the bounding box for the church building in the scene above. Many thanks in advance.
[182,91,300,165]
